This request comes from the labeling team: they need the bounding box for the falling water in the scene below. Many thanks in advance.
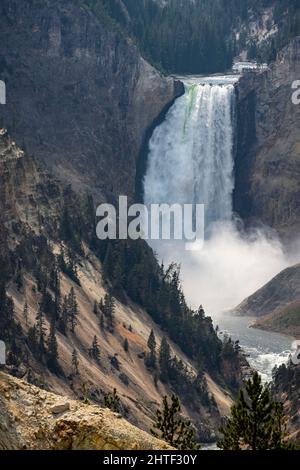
[143,76,292,382]
[144,77,237,227]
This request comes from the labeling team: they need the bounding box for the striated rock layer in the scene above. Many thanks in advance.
[0,371,173,450]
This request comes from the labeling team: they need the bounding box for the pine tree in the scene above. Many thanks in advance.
[40,288,53,316]
[60,206,73,243]
[67,287,79,333]
[59,247,80,284]
[197,305,205,320]
[15,262,23,291]
[151,395,200,450]
[123,337,129,352]
[47,318,59,372]
[159,337,171,382]
[89,335,100,362]
[99,298,104,312]
[72,348,79,376]
[104,388,121,413]
[81,382,90,404]
[218,372,294,450]
[27,325,38,354]
[58,295,69,335]
[53,264,61,320]
[146,329,156,368]
[23,300,29,326]
[35,304,46,358]
[66,251,80,284]
[103,293,115,332]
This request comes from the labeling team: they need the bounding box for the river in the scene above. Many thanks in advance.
[213,312,292,383]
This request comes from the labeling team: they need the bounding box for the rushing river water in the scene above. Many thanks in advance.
[213,313,292,383]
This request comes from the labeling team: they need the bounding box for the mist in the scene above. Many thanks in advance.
[151,221,295,316]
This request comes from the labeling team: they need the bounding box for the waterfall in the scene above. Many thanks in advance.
[144,77,237,229]
[142,76,291,380]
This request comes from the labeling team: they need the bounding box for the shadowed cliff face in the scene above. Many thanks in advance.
[234,37,300,239]
[0,0,182,202]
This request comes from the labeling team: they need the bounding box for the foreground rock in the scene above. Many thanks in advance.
[0,372,172,450]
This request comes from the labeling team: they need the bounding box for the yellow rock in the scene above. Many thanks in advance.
[0,372,173,450]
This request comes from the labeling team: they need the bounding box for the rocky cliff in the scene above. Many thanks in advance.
[0,371,173,450]
[0,0,182,201]
[0,127,62,281]
[234,37,300,239]
[232,263,300,336]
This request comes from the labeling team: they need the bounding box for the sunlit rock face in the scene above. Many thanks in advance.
[0,372,173,450]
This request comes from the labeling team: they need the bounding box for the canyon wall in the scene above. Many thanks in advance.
[0,0,182,202]
[234,37,300,239]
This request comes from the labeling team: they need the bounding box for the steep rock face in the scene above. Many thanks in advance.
[0,371,173,450]
[232,263,300,335]
[234,37,300,238]
[0,129,60,227]
[234,263,300,317]
[0,0,182,201]
[0,128,61,275]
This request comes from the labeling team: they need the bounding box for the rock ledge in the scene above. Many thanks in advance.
[0,372,172,450]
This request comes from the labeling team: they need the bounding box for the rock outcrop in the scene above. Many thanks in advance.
[0,371,172,450]
[234,37,300,239]
[232,263,300,336]
[0,0,183,201]
[234,264,300,318]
